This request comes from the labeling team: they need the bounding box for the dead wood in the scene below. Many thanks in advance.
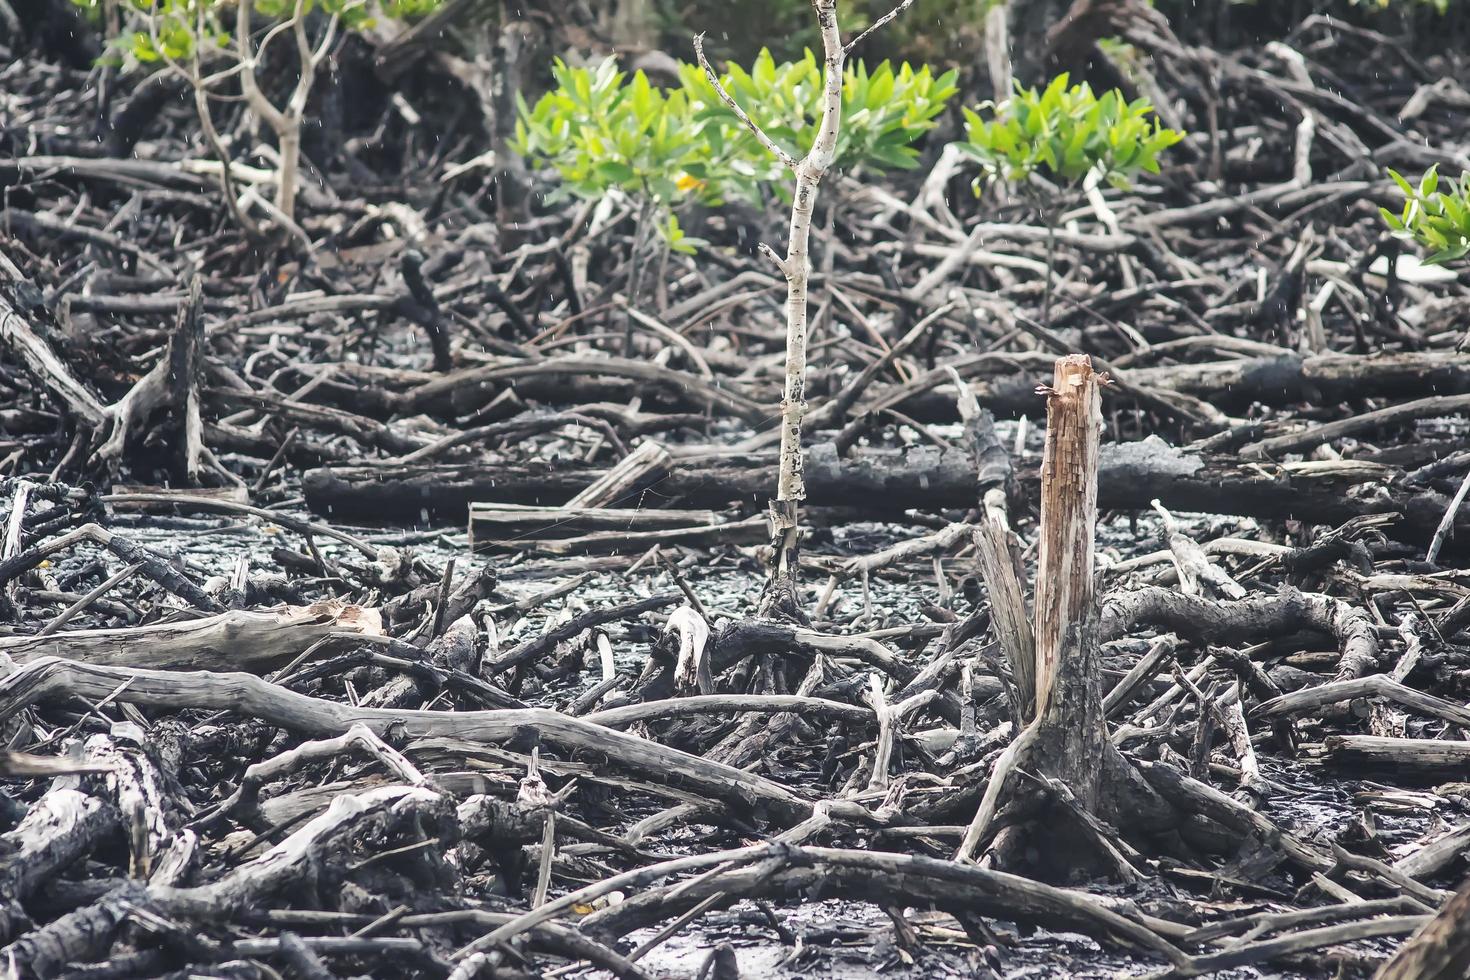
[0,600,380,669]
[577,845,1189,966]
[1375,875,1470,980]
[0,657,820,824]
[8,8,1470,975]
[303,445,1470,549]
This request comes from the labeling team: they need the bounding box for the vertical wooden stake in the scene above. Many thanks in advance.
[1032,354,1103,717]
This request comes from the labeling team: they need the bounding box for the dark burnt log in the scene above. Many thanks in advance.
[0,788,121,944]
[884,351,1470,424]
[303,440,1470,548]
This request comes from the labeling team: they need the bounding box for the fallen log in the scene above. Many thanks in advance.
[0,657,818,825]
[304,439,1470,546]
[1324,735,1470,777]
[0,601,382,671]
[0,787,119,943]
[885,350,1470,422]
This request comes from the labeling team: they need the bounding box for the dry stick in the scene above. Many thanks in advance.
[813,521,971,620]
[37,562,144,637]
[1426,466,1470,564]
[806,300,957,432]
[1182,897,1422,946]
[1254,674,1470,730]
[972,489,1035,715]
[665,606,712,695]
[99,493,379,560]
[1395,823,1470,882]
[565,440,669,508]
[862,678,937,793]
[0,254,109,427]
[1329,843,1450,906]
[654,550,711,624]
[1150,499,1247,599]
[1220,684,1265,800]
[1103,634,1177,718]
[192,722,423,830]
[253,426,300,493]
[1011,314,1226,429]
[580,845,1187,967]
[0,522,220,613]
[519,750,556,910]
[454,844,785,961]
[955,711,1040,862]
[621,805,834,967]
[1158,915,1431,979]
[485,592,680,676]
[1,479,31,608]
[1242,393,1470,460]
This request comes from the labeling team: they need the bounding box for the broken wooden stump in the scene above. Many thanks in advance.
[961,355,1172,875]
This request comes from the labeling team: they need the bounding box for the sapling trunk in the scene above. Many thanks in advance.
[233,0,335,232]
[766,0,844,610]
[696,0,920,613]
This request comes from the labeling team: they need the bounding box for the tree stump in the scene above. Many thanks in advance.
[962,355,1170,878]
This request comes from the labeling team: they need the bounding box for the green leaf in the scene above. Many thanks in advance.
[955,74,1184,189]
[1381,166,1470,268]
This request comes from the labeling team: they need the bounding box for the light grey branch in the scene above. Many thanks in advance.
[844,0,917,55]
[692,33,798,173]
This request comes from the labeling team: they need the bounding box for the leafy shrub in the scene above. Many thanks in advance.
[678,49,958,179]
[1382,165,1470,264]
[513,50,957,248]
[958,74,1184,329]
[959,74,1184,192]
[513,58,712,207]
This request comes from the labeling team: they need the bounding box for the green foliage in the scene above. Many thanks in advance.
[1382,166,1470,264]
[679,49,957,177]
[959,74,1184,193]
[383,0,443,18]
[70,0,426,66]
[513,50,956,249]
[513,58,711,210]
